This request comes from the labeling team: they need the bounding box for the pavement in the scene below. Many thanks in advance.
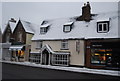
[1,60,120,77]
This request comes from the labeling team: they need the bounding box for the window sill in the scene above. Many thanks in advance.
[60,48,69,50]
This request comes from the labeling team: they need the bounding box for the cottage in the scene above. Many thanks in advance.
[30,2,120,69]
[2,18,16,60]
[9,19,38,62]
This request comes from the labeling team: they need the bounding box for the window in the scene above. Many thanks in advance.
[40,27,48,34]
[76,41,80,52]
[29,53,41,64]
[19,33,22,42]
[63,22,73,32]
[36,41,43,49]
[97,22,109,33]
[52,54,69,66]
[91,49,112,65]
[61,40,68,50]
[63,25,71,32]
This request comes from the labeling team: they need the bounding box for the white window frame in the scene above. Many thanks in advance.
[52,54,69,66]
[97,23,109,33]
[64,25,71,32]
[61,40,68,50]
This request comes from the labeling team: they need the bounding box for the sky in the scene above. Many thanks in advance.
[0,0,119,32]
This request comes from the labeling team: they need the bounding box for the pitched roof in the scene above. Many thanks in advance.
[2,21,17,34]
[15,19,39,34]
[32,11,119,40]
[9,21,17,33]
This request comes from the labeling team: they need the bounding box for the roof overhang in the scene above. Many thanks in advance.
[64,21,74,26]
[97,18,109,22]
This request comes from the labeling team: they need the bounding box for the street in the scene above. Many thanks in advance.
[2,62,119,79]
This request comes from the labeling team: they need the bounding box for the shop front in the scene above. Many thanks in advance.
[9,45,25,62]
[86,40,120,70]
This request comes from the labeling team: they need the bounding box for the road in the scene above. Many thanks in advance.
[2,62,119,79]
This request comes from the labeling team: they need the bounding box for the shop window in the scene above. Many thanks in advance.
[91,49,112,65]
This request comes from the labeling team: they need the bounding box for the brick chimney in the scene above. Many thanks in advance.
[76,2,91,22]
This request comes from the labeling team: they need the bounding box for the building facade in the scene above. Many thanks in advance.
[2,18,37,62]
[9,19,37,62]
[2,18,16,60]
[30,2,120,70]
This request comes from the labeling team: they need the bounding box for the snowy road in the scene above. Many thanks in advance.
[2,62,119,79]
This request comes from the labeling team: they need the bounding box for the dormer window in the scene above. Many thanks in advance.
[97,19,109,33]
[40,27,48,34]
[40,24,50,34]
[63,22,73,32]
[64,25,71,32]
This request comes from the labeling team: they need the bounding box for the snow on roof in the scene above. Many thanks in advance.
[64,21,74,25]
[31,11,119,40]
[20,20,36,34]
[97,18,109,22]
[9,22,17,33]
[41,44,54,54]
[40,23,50,28]
[41,44,70,55]
[2,21,17,34]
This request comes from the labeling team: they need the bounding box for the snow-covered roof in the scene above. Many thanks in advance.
[20,20,37,34]
[9,22,17,33]
[64,21,74,25]
[41,44,70,55]
[40,23,50,28]
[31,11,119,40]
[41,44,54,54]
[2,21,17,34]
[97,18,110,22]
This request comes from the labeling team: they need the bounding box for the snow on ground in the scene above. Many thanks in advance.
[1,60,120,77]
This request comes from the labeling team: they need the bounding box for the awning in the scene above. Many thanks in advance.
[9,45,25,51]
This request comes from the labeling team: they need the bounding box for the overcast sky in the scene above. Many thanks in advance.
[1,2,118,31]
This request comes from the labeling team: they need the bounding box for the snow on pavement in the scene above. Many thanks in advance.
[1,60,120,77]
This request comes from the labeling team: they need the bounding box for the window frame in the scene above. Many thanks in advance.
[97,21,109,33]
[61,40,69,50]
[40,27,48,34]
[63,25,72,32]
